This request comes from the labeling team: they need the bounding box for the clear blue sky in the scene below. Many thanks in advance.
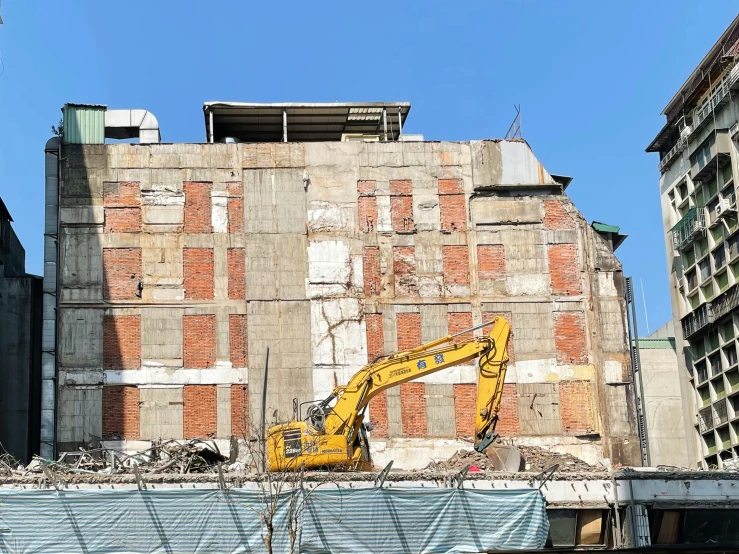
[1,1,737,333]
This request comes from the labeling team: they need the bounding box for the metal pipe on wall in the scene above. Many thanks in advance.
[209,110,214,143]
[282,110,287,143]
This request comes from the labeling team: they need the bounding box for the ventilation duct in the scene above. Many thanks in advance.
[104,109,160,143]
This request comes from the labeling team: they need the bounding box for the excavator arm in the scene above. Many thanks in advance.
[267,317,511,471]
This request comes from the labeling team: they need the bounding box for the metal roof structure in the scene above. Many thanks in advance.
[203,101,411,143]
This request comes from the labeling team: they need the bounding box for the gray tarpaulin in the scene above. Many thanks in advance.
[0,487,548,554]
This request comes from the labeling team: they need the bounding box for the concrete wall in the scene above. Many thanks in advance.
[0,216,42,463]
[54,139,640,468]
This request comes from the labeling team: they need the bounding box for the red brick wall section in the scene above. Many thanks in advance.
[184,181,213,233]
[183,248,214,300]
[183,315,216,368]
[227,182,243,234]
[549,244,581,295]
[553,311,588,364]
[105,207,141,233]
[103,248,142,300]
[231,384,249,438]
[544,199,575,230]
[396,312,421,351]
[102,386,140,440]
[363,246,381,296]
[370,391,388,438]
[559,381,595,435]
[183,385,217,438]
[103,315,141,369]
[442,245,470,285]
[104,182,140,207]
[496,383,520,436]
[357,180,376,194]
[440,195,467,232]
[393,246,417,296]
[483,312,515,363]
[477,245,506,280]
[229,314,248,368]
[400,383,427,437]
[391,196,414,232]
[228,248,246,299]
[453,383,476,437]
[390,180,413,195]
[438,179,463,194]
[358,196,378,233]
[365,313,384,360]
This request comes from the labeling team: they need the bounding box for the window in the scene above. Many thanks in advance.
[696,360,709,383]
[698,239,709,258]
[724,185,736,206]
[709,352,722,376]
[679,182,689,200]
[714,246,726,270]
[712,224,724,245]
[725,344,737,367]
[687,269,698,290]
[722,164,734,187]
[684,248,696,268]
[699,258,711,281]
[729,234,739,260]
[708,330,720,352]
[722,320,734,342]
[718,271,729,293]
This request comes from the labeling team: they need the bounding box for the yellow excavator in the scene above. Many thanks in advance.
[266,316,511,471]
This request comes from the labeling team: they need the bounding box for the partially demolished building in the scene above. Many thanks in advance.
[43,102,640,468]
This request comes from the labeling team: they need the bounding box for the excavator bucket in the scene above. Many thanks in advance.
[484,444,522,472]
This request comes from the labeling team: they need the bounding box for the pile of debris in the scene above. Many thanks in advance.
[426,445,604,474]
[5,439,234,477]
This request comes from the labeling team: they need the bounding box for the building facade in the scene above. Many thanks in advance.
[0,198,42,463]
[46,102,640,468]
[649,14,739,468]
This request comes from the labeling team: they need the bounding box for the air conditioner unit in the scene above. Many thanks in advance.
[678,116,692,137]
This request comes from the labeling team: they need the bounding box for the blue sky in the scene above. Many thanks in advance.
[0,1,737,333]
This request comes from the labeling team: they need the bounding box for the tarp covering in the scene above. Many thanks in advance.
[0,487,548,554]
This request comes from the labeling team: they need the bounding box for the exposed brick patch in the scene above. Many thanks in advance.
[229,314,248,368]
[183,315,216,368]
[357,180,376,194]
[442,245,470,285]
[103,248,142,300]
[358,196,377,233]
[559,381,595,435]
[227,182,243,234]
[553,311,588,364]
[183,248,214,300]
[483,312,515,363]
[228,248,246,299]
[363,246,381,296]
[453,383,476,437]
[102,386,140,440]
[370,390,388,438]
[497,383,520,436]
[390,179,413,195]
[231,384,249,438]
[549,244,581,295]
[544,199,575,230]
[396,312,421,350]
[477,245,506,280]
[366,313,384,360]
[184,181,213,233]
[439,194,467,232]
[393,246,418,296]
[104,207,141,233]
[391,196,414,232]
[400,383,426,437]
[183,385,217,438]
[104,182,140,207]
[438,179,463,195]
[103,315,140,369]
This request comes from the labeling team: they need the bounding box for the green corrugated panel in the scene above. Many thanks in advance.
[633,338,676,349]
[592,221,620,234]
[62,103,106,144]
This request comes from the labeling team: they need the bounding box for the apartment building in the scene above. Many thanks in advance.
[44,101,640,468]
[648,14,739,468]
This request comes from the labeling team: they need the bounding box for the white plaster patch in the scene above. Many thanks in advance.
[351,255,364,293]
[369,438,474,470]
[142,206,184,225]
[597,272,619,297]
[515,358,559,383]
[307,240,351,298]
[604,360,626,384]
[308,200,348,232]
[104,367,248,385]
[310,298,367,367]
[414,364,477,384]
[211,192,228,233]
[312,364,365,401]
[418,276,443,297]
[506,274,551,296]
[376,195,392,232]
[141,189,185,206]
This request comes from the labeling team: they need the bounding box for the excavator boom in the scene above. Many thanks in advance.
[267,317,511,471]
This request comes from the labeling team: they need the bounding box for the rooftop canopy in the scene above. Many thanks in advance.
[203,101,411,143]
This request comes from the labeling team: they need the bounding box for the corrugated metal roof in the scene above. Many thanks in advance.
[62,104,106,144]
[634,338,676,350]
[592,221,620,234]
